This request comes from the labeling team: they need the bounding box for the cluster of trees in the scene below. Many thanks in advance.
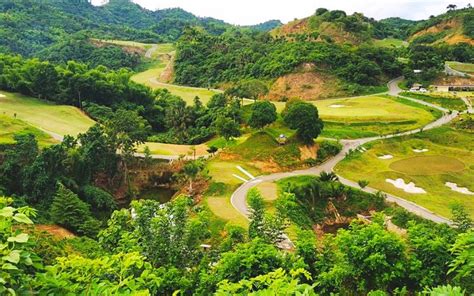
[404,43,474,85]
[2,183,473,295]
[277,174,385,226]
[0,54,253,145]
[38,35,142,70]
[0,107,151,234]
[174,28,403,90]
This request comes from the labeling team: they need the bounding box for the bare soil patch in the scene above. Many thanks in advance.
[267,72,344,101]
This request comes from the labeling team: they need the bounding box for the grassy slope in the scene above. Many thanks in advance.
[374,38,408,48]
[0,115,57,147]
[130,43,220,105]
[335,117,474,219]
[401,92,467,111]
[447,61,474,74]
[0,91,95,137]
[0,91,205,155]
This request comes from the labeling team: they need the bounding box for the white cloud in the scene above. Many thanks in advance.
[93,0,472,25]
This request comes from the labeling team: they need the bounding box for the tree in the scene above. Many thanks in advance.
[319,171,339,182]
[214,115,241,140]
[248,188,286,245]
[317,222,408,294]
[450,203,473,232]
[283,101,324,144]
[406,222,455,289]
[207,146,218,155]
[0,197,41,295]
[449,231,474,292]
[447,4,458,11]
[216,268,316,295]
[50,184,100,237]
[0,134,39,195]
[131,197,209,268]
[183,160,203,193]
[105,109,151,160]
[213,239,285,284]
[248,101,277,129]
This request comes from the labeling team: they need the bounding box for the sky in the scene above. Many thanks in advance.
[93,0,472,26]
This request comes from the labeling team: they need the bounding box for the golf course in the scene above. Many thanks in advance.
[335,115,474,218]
[130,42,221,105]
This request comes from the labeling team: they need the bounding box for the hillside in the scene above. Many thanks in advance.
[271,8,375,45]
[408,7,474,45]
[0,0,232,57]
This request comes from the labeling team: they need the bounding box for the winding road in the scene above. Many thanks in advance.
[231,77,459,232]
[445,63,471,78]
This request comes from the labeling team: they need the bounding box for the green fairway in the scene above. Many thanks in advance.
[0,91,95,137]
[447,61,474,73]
[274,95,439,139]
[91,39,153,50]
[374,38,408,48]
[335,118,474,219]
[0,115,57,147]
[130,43,220,105]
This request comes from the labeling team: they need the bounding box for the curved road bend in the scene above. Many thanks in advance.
[231,77,458,226]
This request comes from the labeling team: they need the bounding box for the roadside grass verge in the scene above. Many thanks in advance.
[447,61,474,74]
[400,92,467,111]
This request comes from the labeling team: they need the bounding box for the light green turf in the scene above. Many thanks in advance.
[374,38,408,48]
[274,95,439,139]
[91,39,153,50]
[335,120,474,219]
[0,91,95,137]
[130,43,220,105]
[447,61,474,73]
[205,160,262,227]
[0,115,57,147]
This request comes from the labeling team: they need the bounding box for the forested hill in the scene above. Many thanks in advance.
[407,7,474,45]
[0,0,232,57]
[270,8,419,45]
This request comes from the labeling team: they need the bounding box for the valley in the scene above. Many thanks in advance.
[0,1,473,295]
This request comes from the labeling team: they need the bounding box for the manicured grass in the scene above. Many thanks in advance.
[447,61,474,73]
[227,132,303,170]
[204,160,262,227]
[207,134,250,149]
[0,115,57,147]
[0,91,95,137]
[138,142,210,157]
[335,121,474,219]
[401,92,467,111]
[131,43,220,105]
[390,155,465,175]
[374,38,408,48]
[275,95,438,139]
[91,39,153,50]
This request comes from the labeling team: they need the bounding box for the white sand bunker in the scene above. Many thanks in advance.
[378,155,393,160]
[386,178,426,194]
[413,149,429,153]
[445,182,474,195]
[329,104,346,108]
